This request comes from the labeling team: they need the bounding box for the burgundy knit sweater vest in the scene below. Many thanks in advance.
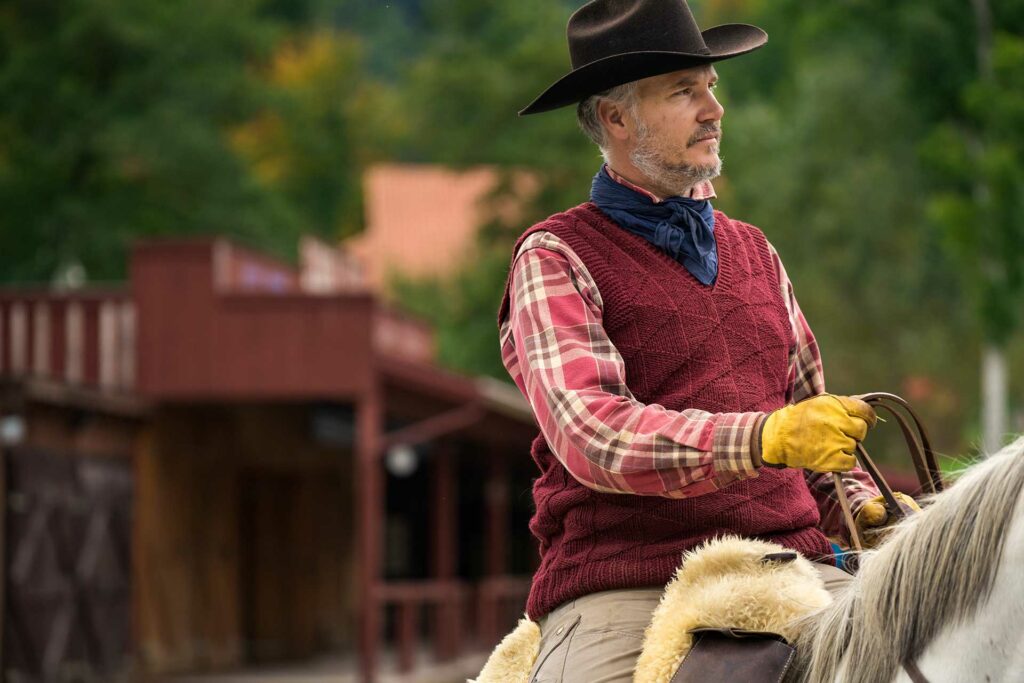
[499,203,831,620]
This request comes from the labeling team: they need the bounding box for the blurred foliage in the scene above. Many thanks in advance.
[0,0,398,281]
[0,0,298,281]
[0,0,1021,459]
[924,32,1024,347]
[230,32,403,240]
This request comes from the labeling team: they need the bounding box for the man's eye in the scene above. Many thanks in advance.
[709,83,719,91]
[676,88,692,96]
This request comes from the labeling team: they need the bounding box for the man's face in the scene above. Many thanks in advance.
[627,65,724,195]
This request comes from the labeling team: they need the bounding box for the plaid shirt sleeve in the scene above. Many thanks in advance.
[499,232,762,498]
[769,245,880,542]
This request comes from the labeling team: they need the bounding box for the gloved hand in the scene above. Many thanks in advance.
[760,394,877,472]
[856,492,922,548]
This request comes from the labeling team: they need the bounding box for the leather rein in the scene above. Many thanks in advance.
[832,392,945,551]
[830,392,945,683]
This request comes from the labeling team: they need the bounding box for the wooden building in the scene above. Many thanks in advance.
[0,237,538,682]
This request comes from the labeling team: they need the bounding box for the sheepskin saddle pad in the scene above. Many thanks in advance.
[471,536,832,683]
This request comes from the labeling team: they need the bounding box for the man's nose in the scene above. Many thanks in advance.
[699,91,725,123]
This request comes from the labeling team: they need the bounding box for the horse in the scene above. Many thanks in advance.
[785,435,1024,683]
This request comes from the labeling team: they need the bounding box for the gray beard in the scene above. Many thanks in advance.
[629,121,722,197]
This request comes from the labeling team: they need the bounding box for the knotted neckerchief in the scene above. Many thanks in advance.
[589,166,718,285]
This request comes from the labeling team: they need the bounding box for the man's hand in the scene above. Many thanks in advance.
[760,394,877,472]
[856,492,921,548]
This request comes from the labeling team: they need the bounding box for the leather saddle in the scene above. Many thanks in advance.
[670,628,795,683]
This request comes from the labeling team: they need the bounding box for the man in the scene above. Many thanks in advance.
[496,1,917,680]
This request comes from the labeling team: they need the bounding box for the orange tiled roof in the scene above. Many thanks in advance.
[348,163,533,291]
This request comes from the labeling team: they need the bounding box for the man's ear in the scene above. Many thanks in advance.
[597,98,631,143]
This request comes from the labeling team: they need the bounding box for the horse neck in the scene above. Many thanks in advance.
[906,505,1024,682]
[789,437,1024,683]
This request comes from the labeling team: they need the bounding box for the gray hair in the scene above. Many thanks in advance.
[576,81,640,158]
[785,435,1024,683]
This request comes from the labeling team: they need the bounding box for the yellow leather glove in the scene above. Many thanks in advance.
[761,394,877,472]
[856,492,921,548]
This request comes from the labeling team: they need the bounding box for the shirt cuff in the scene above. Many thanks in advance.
[845,477,882,516]
[710,412,766,478]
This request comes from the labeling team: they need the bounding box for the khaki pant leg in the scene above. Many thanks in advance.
[528,562,852,682]
[528,588,662,683]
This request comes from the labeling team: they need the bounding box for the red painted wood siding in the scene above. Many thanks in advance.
[132,240,375,400]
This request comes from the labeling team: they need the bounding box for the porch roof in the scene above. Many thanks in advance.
[0,238,532,432]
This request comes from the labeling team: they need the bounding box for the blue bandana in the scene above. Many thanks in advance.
[589,167,718,285]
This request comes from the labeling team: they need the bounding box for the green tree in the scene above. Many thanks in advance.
[0,0,297,283]
[924,27,1024,452]
[230,31,403,241]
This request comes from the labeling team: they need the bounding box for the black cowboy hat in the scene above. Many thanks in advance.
[520,0,767,116]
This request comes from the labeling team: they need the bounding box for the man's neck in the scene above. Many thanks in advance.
[606,164,667,202]
[604,164,716,202]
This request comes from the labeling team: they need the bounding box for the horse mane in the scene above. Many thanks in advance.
[786,436,1024,683]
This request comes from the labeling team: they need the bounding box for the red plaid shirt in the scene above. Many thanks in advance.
[499,169,879,541]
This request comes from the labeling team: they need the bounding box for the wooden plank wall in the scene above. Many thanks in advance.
[135,407,242,672]
[136,404,355,674]
[234,405,355,660]
[241,472,350,662]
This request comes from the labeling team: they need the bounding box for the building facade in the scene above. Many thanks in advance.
[0,237,538,682]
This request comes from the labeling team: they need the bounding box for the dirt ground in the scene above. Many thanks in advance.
[156,651,488,683]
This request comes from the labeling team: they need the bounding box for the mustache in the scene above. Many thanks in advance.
[687,125,721,147]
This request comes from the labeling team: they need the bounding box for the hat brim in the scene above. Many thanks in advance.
[519,24,767,116]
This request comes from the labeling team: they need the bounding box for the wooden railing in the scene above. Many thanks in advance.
[476,575,533,647]
[374,576,530,674]
[0,288,135,392]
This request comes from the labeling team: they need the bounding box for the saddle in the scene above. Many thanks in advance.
[472,394,944,683]
[472,536,829,683]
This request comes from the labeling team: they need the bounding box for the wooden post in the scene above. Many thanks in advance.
[49,300,66,383]
[82,299,100,387]
[431,444,457,660]
[0,445,6,674]
[481,457,509,643]
[130,426,150,673]
[357,383,384,683]
[486,458,509,577]
[397,601,417,673]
